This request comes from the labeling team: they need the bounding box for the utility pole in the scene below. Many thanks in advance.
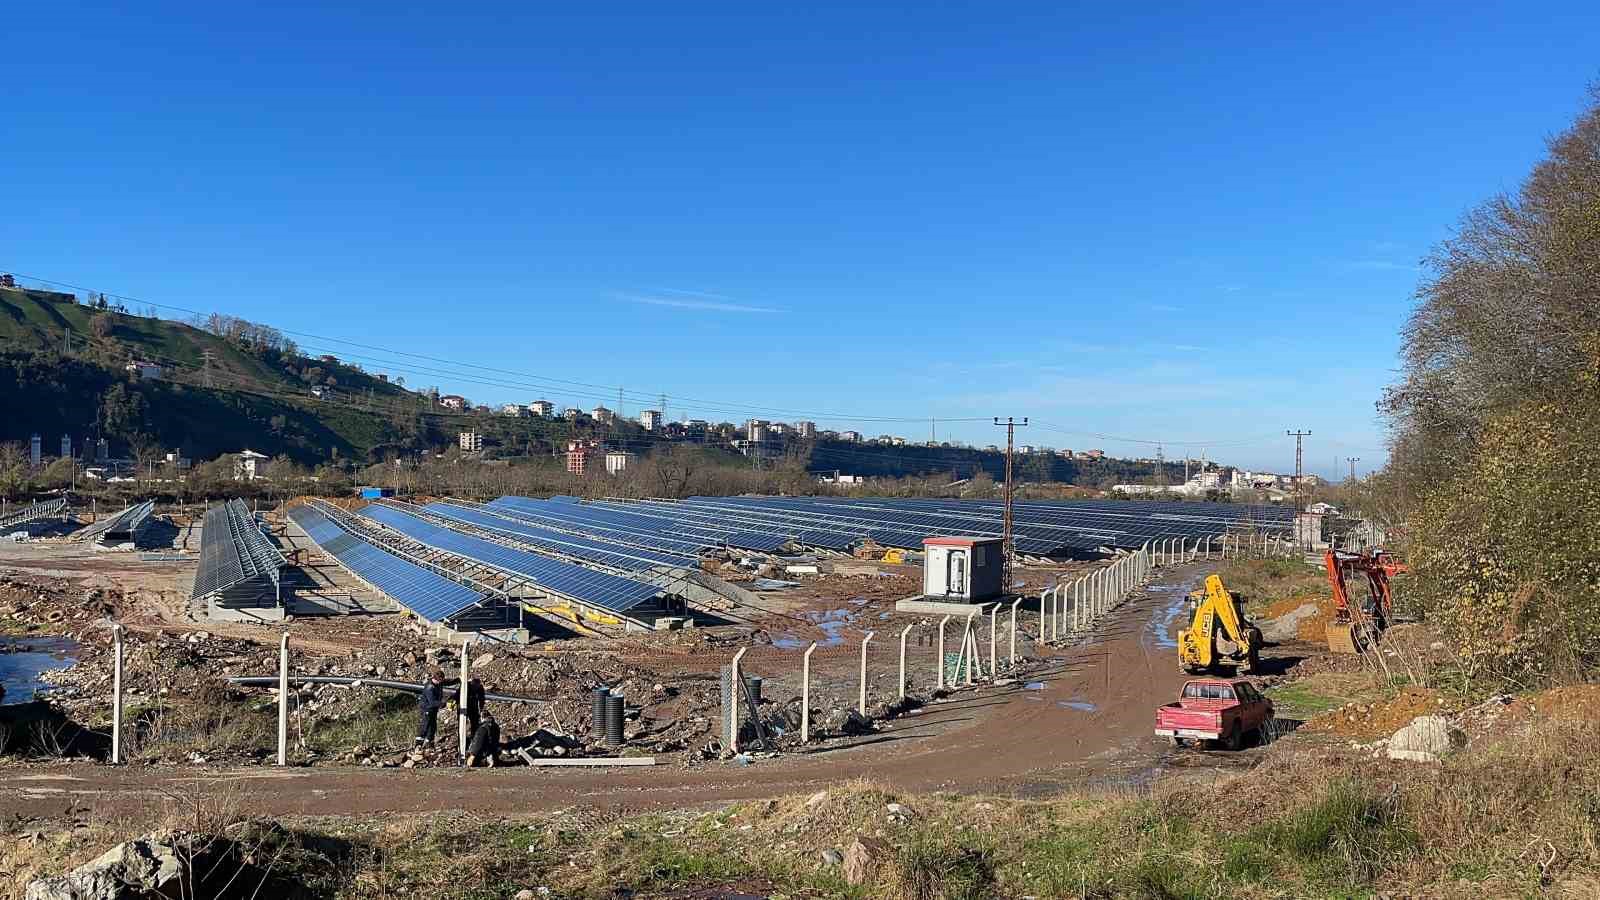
[1155,443,1167,486]
[1347,456,1360,482]
[202,349,215,389]
[992,416,1028,590]
[1286,429,1311,512]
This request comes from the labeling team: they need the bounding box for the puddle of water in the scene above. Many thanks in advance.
[1145,590,1193,650]
[0,636,78,704]
[1058,699,1097,712]
[847,597,868,607]
[771,607,861,648]
[1024,681,1047,690]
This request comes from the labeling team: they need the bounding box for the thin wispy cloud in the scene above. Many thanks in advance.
[616,290,783,314]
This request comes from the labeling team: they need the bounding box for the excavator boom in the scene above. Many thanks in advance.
[1177,575,1262,674]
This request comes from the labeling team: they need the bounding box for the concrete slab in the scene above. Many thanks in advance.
[894,597,993,616]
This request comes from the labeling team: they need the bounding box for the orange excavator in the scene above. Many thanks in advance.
[1324,549,1405,654]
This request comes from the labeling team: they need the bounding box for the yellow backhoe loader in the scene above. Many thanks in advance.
[1177,575,1263,674]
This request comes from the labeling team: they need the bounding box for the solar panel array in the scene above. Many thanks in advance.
[358,504,663,615]
[486,496,790,553]
[421,502,696,572]
[0,498,67,530]
[496,495,1293,555]
[287,503,486,624]
[191,500,286,601]
[74,499,155,543]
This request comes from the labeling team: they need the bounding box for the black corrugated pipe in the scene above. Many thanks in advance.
[603,690,624,747]
[592,686,610,740]
[224,676,545,704]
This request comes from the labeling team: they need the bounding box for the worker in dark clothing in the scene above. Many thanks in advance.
[415,668,456,747]
[460,677,486,736]
[465,712,500,767]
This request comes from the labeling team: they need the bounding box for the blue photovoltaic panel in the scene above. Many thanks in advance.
[359,504,661,614]
[492,496,797,552]
[422,502,695,571]
[287,504,484,624]
[479,500,713,555]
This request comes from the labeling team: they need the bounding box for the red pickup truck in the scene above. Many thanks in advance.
[1154,678,1274,750]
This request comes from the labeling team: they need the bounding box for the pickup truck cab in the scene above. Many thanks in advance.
[1154,678,1274,750]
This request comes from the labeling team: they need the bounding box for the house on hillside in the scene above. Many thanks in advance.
[234,449,269,481]
[439,395,467,410]
[125,359,163,380]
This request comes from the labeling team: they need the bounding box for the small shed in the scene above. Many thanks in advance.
[922,536,1004,602]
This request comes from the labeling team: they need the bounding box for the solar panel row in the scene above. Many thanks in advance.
[358,504,663,615]
[287,503,486,624]
[191,499,286,601]
[422,502,696,572]
[497,495,1293,555]
[75,499,155,542]
[0,498,67,530]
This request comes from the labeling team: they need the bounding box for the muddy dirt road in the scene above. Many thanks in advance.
[1,566,1213,820]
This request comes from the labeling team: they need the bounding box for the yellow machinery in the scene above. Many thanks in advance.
[1177,575,1263,674]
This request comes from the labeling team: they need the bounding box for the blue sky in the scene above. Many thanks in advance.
[5,3,1597,476]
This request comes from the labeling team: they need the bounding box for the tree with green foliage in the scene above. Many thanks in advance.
[1384,86,1600,683]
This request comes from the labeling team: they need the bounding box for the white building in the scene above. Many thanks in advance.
[125,360,163,380]
[562,407,582,422]
[605,450,634,475]
[841,431,862,442]
[234,449,269,481]
[529,400,554,417]
[795,421,817,439]
[640,409,663,431]
[439,395,467,410]
[459,431,483,452]
[591,406,615,425]
[501,403,526,417]
[747,419,770,443]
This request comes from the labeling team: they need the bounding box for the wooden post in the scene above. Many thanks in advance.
[277,632,289,766]
[801,642,818,742]
[936,615,952,689]
[858,631,875,715]
[897,625,912,699]
[458,639,470,763]
[111,624,125,766]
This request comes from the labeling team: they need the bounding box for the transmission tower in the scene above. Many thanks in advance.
[1286,429,1311,510]
[992,416,1028,590]
[1347,456,1360,482]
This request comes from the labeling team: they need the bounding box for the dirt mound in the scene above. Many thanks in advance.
[1302,685,1458,739]
[1258,595,1334,642]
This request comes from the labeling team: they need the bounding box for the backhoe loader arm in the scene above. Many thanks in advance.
[1199,575,1253,646]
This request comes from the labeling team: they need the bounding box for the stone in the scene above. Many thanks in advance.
[1386,715,1466,760]
[26,832,185,900]
[805,790,829,810]
[819,848,844,866]
[515,891,536,900]
[843,836,890,887]
[474,653,496,669]
[885,802,909,818]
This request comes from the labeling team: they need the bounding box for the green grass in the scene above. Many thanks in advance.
[1267,681,1353,717]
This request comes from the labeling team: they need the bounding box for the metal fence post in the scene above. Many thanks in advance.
[802,642,817,742]
[277,632,289,766]
[936,615,952,690]
[111,624,124,766]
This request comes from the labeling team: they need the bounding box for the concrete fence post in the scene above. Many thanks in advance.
[111,624,125,766]
[458,639,470,762]
[277,632,289,766]
[1009,597,1021,666]
[1073,578,1082,631]
[729,647,749,752]
[859,631,875,715]
[898,625,913,698]
[936,615,952,690]
[964,611,979,684]
[988,603,998,682]
[802,642,818,742]
[1040,587,1052,644]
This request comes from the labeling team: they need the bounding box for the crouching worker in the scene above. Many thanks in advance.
[465,712,500,767]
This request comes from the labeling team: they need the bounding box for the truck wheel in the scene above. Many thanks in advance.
[1222,724,1242,751]
[1172,736,1188,748]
